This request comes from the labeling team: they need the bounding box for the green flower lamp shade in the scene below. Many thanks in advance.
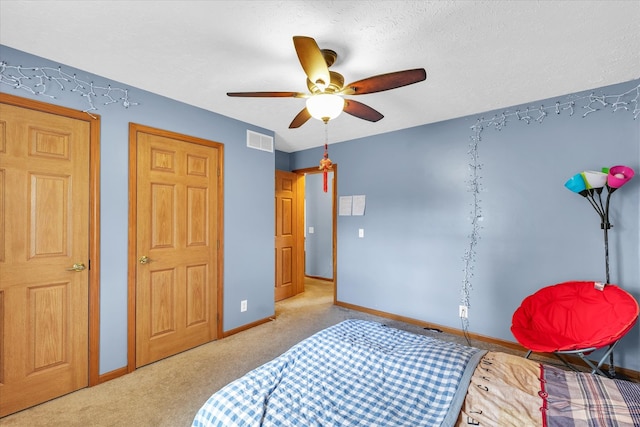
[565,173,587,195]
[581,170,608,189]
[607,165,635,189]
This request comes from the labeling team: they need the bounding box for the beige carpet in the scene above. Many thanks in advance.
[2,278,525,427]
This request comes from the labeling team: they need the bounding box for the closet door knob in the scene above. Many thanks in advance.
[66,263,86,272]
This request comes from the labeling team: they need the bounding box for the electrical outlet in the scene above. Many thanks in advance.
[458,305,468,318]
[241,300,247,312]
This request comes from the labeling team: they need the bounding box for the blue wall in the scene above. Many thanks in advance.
[275,150,290,171]
[292,79,640,371]
[1,45,276,375]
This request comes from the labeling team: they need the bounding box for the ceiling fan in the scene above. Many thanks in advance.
[227,36,427,128]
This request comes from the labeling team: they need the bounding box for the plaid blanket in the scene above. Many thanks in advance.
[192,319,485,427]
[544,365,640,426]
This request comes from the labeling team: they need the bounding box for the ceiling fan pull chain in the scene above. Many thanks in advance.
[319,122,333,193]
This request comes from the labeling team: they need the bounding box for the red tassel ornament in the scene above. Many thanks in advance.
[318,142,333,193]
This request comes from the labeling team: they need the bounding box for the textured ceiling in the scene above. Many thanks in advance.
[1,1,639,152]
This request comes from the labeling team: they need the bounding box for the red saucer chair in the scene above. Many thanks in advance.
[511,281,639,377]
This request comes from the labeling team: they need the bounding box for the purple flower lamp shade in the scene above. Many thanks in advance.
[607,165,635,190]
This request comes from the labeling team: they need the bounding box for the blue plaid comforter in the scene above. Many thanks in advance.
[192,319,486,427]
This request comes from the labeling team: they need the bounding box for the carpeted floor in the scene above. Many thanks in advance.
[1,278,530,426]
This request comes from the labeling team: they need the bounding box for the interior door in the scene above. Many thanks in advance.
[132,124,221,368]
[0,102,90,417]
[275,170,300,301]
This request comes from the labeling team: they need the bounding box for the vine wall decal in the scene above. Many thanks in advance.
[460,82,640,334]
[0,61,139,117]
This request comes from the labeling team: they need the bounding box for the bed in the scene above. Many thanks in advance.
[192,319,640,426]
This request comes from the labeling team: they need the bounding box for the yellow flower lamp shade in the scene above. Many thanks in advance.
[581,170,608,190]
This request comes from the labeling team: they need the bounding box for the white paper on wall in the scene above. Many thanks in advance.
[339,196,353,216]
[352,195,366,216]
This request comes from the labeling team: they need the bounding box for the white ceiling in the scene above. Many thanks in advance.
[1,1,639,152]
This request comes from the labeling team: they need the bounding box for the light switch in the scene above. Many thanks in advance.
[309,227,314,234]
[358,228,364,238]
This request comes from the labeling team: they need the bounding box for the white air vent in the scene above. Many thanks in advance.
[246,130,274,153]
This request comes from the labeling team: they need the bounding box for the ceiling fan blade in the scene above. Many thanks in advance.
[343,99,384,122]
[293,36,331,89]
[227,91,306,98]
[342,68,426,95]
[289,108,312,128]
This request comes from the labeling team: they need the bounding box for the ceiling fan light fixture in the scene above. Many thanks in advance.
[228,36,427,128]
[306,93,344,122]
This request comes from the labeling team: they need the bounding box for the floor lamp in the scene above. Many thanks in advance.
[564,165,635,284]
[564,165,635,377]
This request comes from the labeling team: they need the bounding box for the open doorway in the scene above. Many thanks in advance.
[295,166,337,303]
[274,166,337,303]
[303,171,334,280]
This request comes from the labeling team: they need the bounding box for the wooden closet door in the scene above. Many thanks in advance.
[133,125,220,367]
[0,102,90,417]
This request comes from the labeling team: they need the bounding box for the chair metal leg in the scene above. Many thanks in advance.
[554,342,619,378]
[596,342,619,378]
[576,352,608,377]
[608,346,616,378]
[553,353,582,372]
